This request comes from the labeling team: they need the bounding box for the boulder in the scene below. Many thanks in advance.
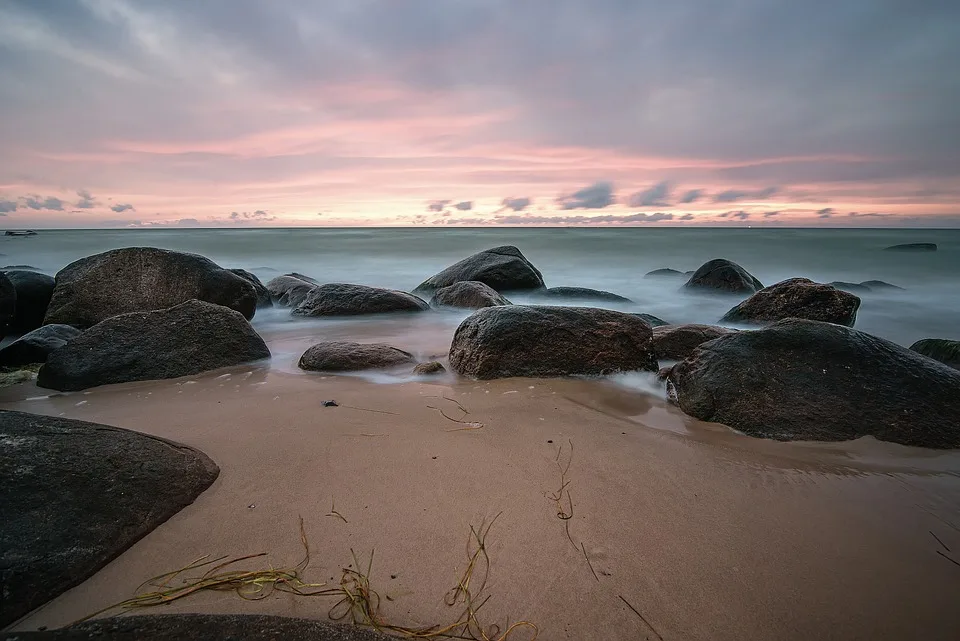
[651,324,739,360]
[910,339,960,370]
[633,313,670,327]
[829,281,872,294]
[3,270,55,332]
[664,319,960,448]
[530,286,632,303]
[267,273,320,307]
[37,300,270,391]
[0,411,219,627]
[0,324,81,367]
[0,272,14,336]
[430,281,511,309]
[449,305,658,379]
[298,341,416,372]
[43,247,258,328]
[884,243,936,251]
[644,268,685,279]
[229,269,273,309]
[292,284,429,317]
[720,278,860,327]
[682,259,763,294]
[413,361,447,376]
[414,246,544,295]
[861,279,904,290]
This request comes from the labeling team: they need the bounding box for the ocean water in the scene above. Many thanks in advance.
[5,228,959,368]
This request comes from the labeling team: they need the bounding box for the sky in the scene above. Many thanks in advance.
[0,0,958,228]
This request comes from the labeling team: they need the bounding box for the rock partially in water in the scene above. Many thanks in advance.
[430,281,511,309]
[860,279,904,291]
[720,278,860,327]
[229,269,273,309]
[414,246,544,295]
[299,341,416,372]
[910,339,960,370]
[293,284,429,317]
[267,273,320,307]
[883,243,936,251]
[413,361,447,376]
[529,286,632,303]
[829,281,872,294]
[651,324,738,360]
[0,324,81,367]
[643,268,685,279]
[2,270,55,332]
[682,259,763,295]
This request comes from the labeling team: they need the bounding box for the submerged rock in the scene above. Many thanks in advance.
[682,259,763,295]
[292,284,428,317]
[0,324,81,367]
[449,305,658,379]
[37,300,270,391]
[720,278,860,327]
[910,339,960,370]
[267,273,319,307]
[230,269,273,309]
[829,281,872,294]
[43,247,258,328]
[665,319,960,448]
[644,268,685,279]
[298,341,416,372]
[413,361,447,376]
[651,324,738,360]
[884,243,936,251]
[530,286,632,303]
[2,270,55,332]
[430,281,511,309]
[414,246,544,295]
[0,411,219,627]
[860,279,904,291]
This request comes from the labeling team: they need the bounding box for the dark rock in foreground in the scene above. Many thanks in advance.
[884,243,936,251]
[229,269,273,309]
[644,268,685,279]
[720,278,860,327]
[430,281,511,309]
[450,305,658,379]
[651,324,738,360]
[0,411,219,628]
[0,272,14,336]
[683,259,763,294]
[267,273,319,307]
[0,324,80,367]
[634,312,670,327]
[665,319,960,448]
[530,286,632,303]
[43,247,258,328]
[2,270,55,332]
[910,339,960,370]
[38,300,270,391]
[413,361,447,376]
[299,341,416,372]
[860,279,904,290]
[4,614,392,641]
[293,284,428,317]
[414,246,544,295]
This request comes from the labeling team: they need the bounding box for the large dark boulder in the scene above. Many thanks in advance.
[682,259,763,294]
[2,270,55,332]
[720,278,860,327]
[37,300,270,391]
[449,305,658,379]
[43,247,258,328]
[910,339,960,370]
[414,246,544,295]
[229,269,272,309]
[664,319,960,448]
[644,268,685,279]
[651,324,738,360]
[0,324,80,367]
[267,273,319,307]
[884,243,936,251]
[0,411,219,627]
[430,281,511,309]
[0,272,14,336]
[530,286,632,303]
[298,341,416,372]
[292,284,428,317]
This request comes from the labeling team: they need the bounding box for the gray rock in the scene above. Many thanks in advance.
[413,361,447,376]
[414,246,544,295]
[298,341,416,372]
[860,279,904,290]
[2,270,55,332]
[829,281,872,294]
[720,278,860,327]
[292,284,428,317]
[683,259,763,294]
[633,313,670,327]
[884,243,936,251]
[450,305,658,379]
[643,268,684,278]
[229,269,272,308]
[530,286,632,303]
[0,324,80,367]
[43,247,258,328]
[910,339,960,370]
[430,281,511,309]
[651,324,739,360]
[664,319,960,448]
[266,273,320,307]
[37,300,270,391]
[0,411,219,627]
[0,272,14,336]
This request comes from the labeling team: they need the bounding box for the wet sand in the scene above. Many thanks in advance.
[2,363,959,641]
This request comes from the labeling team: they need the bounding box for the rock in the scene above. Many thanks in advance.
[651,324,739,360]
[414,246,544,295]
[267,273,320,307]
[413,361,446,376]
[884,243,936,251]
[830,281,872,294]
[298,341,416,372]
[910,339,960,370]
[0,272,14,336]
[644,268,685,279]
[529,286,632,303]
[665,319,960,448]
[0,324,81,367]
[720,278,860,327]
[633,313,670,327]
[9,614,393,641]
[449,305,658,379]
[37,300,270,391]
[43,247,258,328]
[2,270,55,332]
[229,269,273,309]
[682,259,763,294]
[292,284,429,317]
[861,279,904,290]
[0,411,219,627]
[4,230,37,236]
[2,265,40,270]
[430,281,511,309]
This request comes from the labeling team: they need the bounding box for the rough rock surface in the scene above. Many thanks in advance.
[910,339,960,370]
[293,284,429,317]
[413,361,447,375]
[683,259,763,294]
[720,278,860,327]
[0,272,14,336]
[644,268,685,278]
[884,243,936,251]
[229,269,273,308]
[43,247,258,328]
[0,411,219,627]
[634,313,670,327]
[0,324,81,367]
[651,324,738,360]
[267,273,319,307]
[430,281,511,309]
[530,286,632,303]
[2,270,55,332]
[414,246,544,294]
[665,319,960,448]
[298,341,416,372]
[450,305,658,379]
[37,300,270,391]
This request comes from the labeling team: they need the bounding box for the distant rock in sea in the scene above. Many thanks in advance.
[430,281,511,309]
[298,341,416,372]
[644,268,685,279]
[721,278,860,327]
[682,259,763,295]
[829,281,872,294]
[883,243,937,251]
[292,283,429,317]
[860,279,904,290]
[909,338,960,370]
[529,286,632,303]
[3,230,37,236]
[414,246,545,295]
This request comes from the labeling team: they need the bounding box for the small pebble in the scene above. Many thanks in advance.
[322,400,339,407]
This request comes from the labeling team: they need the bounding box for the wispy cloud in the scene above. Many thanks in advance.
[712,187,779,203]
[110,203,135,213]
[628,181,672,207]
[557,182,614,210]
[454,201,473,211]
[501,197,531,211]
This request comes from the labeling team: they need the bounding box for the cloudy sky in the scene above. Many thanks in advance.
[1,0,958,228]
